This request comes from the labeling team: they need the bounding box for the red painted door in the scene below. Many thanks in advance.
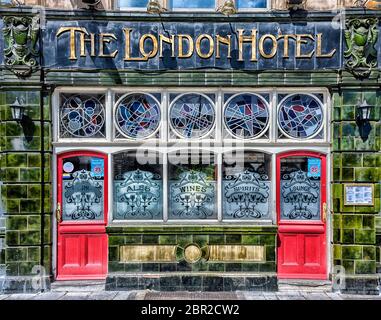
[56,151,108,280]
[277,151,327,279]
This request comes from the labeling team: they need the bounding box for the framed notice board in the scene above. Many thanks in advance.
[344,184,374,206]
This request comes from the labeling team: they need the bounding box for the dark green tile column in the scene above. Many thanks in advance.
[0,89,52,293]
[331,89,380,295]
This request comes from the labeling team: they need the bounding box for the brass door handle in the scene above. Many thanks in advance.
[322,202,327,223]
[56,202,61,223]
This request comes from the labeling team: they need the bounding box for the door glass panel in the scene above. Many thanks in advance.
[61,156,105,221]
[168,152,217,220]
[223,151,271,219]
[113,151,163,220]
[280,156,321,221]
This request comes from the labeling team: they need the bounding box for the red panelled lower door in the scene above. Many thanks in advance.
[56,151,108,280]
[277,151,327,279]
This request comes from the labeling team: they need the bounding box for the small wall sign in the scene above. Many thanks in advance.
[344,184,374,206]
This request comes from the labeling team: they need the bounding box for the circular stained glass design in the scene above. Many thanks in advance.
[170,94,215,139]
[60,95,105,138]
[278,94,323,139]
[224,94,270,139]
[115,94,161,139]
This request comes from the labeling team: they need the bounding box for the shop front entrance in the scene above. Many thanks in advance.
[56,151,108,280]
[277,151,327,279]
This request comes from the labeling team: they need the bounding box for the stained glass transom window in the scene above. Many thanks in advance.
[169,94,215,139]
[60,94,105,138]
[280,156,321,221]
[224,94,269,139]
[278,94,323,139]
[113,151,163,220]
[223,152,271,219]
[115,93,161,139]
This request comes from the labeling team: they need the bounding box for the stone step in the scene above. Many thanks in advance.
[278,280,332,292]
[51,280,106,292]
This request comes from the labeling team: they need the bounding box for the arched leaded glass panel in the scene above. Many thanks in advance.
[278,94,323,139]
[60,94,106,138]
[115,93,161,139]
[224,94,270,139]
[113,151,163,220]
[223,151,271,220]
[169,93,215,139]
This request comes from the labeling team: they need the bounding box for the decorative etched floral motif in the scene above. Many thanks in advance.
[63,170,103,220]
[170,171,215,219]
[344,17,378,78]
[114,169,161,219]
[280,170,320,220]
[3,16,40,77]
[224,170,270,219]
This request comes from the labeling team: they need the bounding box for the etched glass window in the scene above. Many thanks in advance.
[168,152,217,220]
[224,93,270,139]
[169,93,215,139]
[223,151,271,220]
[113,151,163,220]
[278,94,323,139]
[115,93,161,139]
[61,156,105,221]
[170,0,215,9]
[237,0,267,8]
[59,94,106,138]
[280,156,321,220]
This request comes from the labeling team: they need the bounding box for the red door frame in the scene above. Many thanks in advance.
[276,150,327,279]
[56,151,108,280]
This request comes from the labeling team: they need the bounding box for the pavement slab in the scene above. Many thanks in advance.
[113,291,135,300]
[4,294,37,300]
[31,292,66,300]
[87,292,119,300]
[59,292,91,300]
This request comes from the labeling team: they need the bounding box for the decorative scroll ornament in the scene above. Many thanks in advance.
[170,170,215,219]
[281,170,320,220]
[115,169,161,218]
[63,170,103,220]
[344,17,378,78]
[3,16,40,77]
[224,170,270,219]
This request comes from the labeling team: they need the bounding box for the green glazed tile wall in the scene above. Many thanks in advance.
[107,229,277,274]
[332,90,381,276]
[0,90,52,277]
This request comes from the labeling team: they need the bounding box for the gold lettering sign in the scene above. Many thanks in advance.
[120,245,177,262]
[208,245,265,262]
[55,27,337,63]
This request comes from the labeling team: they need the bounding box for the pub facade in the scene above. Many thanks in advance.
[0,0,380,295]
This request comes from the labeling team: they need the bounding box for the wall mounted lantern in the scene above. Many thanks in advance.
[147,0,167,14]
[286,0,306,10]
[356,99,373,142]
[10,97,26,124]
[217,0,237,16]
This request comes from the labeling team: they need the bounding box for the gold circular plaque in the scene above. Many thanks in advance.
[184,244,202,263]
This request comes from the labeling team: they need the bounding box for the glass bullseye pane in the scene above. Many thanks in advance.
[224,94,269,139]
[278,94,323,139]
[170,94,215,139]
[115,93,161,139]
